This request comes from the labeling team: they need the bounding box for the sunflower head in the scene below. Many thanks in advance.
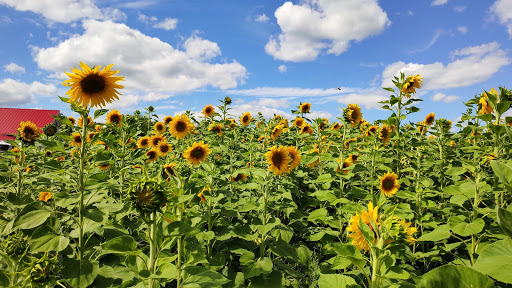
[106,109,122,126]
[150,135,165,147]
[294,117,305,127]
[157,140,172,156]
[183,141,212,165]
[17,121,40,143]
[379,124,392,144]
[241,112,252,126]
[162,163,177,180]
[98,163,111,170]
[128,179,166,215]
[224,96,232,105]
[331,122,341,130]
[62,62,124,108]
[424,113,435,126]
[402,74,423,96]
[417,121,428,134]
[208,122,223,136]
[169,114,194,139]
[163,116,173,125]
[198,187,209,203]
[202,104,215,117]
[39,191,52,202]
[365,125,379,137]
[271,125,284,140]
[136,136,150,148]
[287,146,301,170]
[154,122,166,134]
[71,133,82,147]
[346,202,380,252]
[43,123,57,137]
[379,171,400,197]
[265,146,291,175]
[67,116,76,125]
[146,149,159,162]
[300,124,314,135]
[77,116,93,128]
[344,137,357,149]
[344,104,363,127]
[231,173,247,182]
[300,102,311,113]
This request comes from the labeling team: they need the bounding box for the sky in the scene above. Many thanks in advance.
[1,0,512,125]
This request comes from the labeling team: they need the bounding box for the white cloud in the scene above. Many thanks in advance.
[431,92,459,103]
[103,94,140,109]
[334,90,387,109]
[454,5,467,12]
[153,17,178,30]
[457,26,468,35]
[116,1,157,9]
[432,0,448,6]
[225,86,354,98]
[138,13,157,23]
[34,20,247,94]
[278,65,287,73]
[255,14,269,23]
[0,0,125,23]
[184,36,221,61]
[228,98,332,120]
[3,62,25,73]
[0,78,56,106]
[265,0,390,62]
[381,42,510,90]
[490,0,512,37]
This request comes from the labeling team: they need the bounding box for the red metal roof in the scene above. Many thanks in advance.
[0,108,59,140]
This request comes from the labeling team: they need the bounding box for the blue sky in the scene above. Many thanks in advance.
[1,0,512,125]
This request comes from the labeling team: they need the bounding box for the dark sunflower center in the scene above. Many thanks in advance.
[110,114,120,124]
[289,152,295,161]
[165,118,172,124]
[23,127,34,138]
[152,138,161,146]
[141,139,148,146]
[426,117,434,125]
[156,124,164,131]
[136,189,154,206]
[272,152,284,168]
[234,174,243,181]
[243,116,249,123]
[381,129,388,138]
[191,147,205,159]
[148,151,157,159]
[165,167,175,176]
[382,178,394,190]
[160,144,169,153]
[175,121,187,132]
[74,135,82,143]
[80,74,106,94]
[212,127,220,133]
[206,107,213,114]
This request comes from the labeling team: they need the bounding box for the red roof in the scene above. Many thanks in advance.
[0,108,59,140]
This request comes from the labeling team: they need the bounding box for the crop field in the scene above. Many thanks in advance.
[1,63,512,287]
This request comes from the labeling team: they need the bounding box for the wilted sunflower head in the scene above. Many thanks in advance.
[344,104,363,127]
[154,122,166,134]
[71,132,82,146]
[62,62,124,108]
[183,141,212,165]
[424,113,435,126]
[294,117,305,127]
[300,102,311,113]
[379,171,400,197]
[241,112,251,126]
[86,132,96,142]
[128,179,165,215]
[265,146,291,175]
[169,114,194,139]
[29,254,60,286]
[202,104,215,117]
[344,137,357,149]
[18,121,40,143]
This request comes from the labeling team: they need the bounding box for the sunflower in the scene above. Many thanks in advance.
[365,125,379,137]
[197,187,208,203]
[300,102,311,113]
[71,133,82,146]
[164,116,173,125]
[265,146,291,175]
[337,159,352,174]
[224,96,232,105]
[18,121,40,142]
[98,163,111,170]
[106,109,122,126]
[169,114,194,139]
[240,112,251,126]
[43,123,57,136]
[379,171,400,197]
[450,140,456,147]
[77,116,93,128]
[145,149,159,162]
[331,122,341,130]
[38,192,52,202]
[348,154,359,164]
[229,118,237,127]
[287,146,301,170]
[274,114,283,121]
[379,124,392,144]
[67,116,76,125]
[300,124,314,135]
[346,202,380,252]
[424,113,435,126]
[400,220,417,244]
[202,104,215,117]
[157,140,172,156]
[345,104,363,127]
[94,140,109,150]
[344,137,357,149]
[25,165,34,173]
[183,141,212,165]
[208,122,223,136]
[95,125,103,132]
[150,135,165,148]
[86,132,96,142]
[478,94,493,115]
[56,156,65,162]
[137,136,150,148]
[271,125,283,140]
[154,122,166,134]
[163,163,176,178]
[417,121,427,134]
[62,62,124,108]
[402,74,423,96]
[231,173,247,182]
[45,151,52,157]
[294,117,305,127]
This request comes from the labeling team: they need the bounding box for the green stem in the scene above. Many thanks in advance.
[78,112,89,260]
[260,173,269,259]
[16,143,24,196]
[120,126,126,200]
[176,207,183,288]
[148,213,157,288]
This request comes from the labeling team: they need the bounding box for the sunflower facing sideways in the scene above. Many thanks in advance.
[347,202,381,252]
[202,104,215,117]
[106,109,122,126]
[208,122,223,136]
[18,121,40,143]
[401,74,423,96]
[344,104,363,127]
[62,62,124,108]
[240,112,251,126]
[265,146,291,175]
[424,113,435,126]
[183,141,212,165]
[287,146,301,170]
[379,124,392,144]
[379,171,400,197]
[300,124,314,135]
[169,114,195,139]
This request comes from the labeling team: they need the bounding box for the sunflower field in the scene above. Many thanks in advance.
[1,63,512,288]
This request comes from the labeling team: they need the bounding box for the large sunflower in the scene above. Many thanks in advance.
[154,122,166,134]
[424,113,435,126]
[106,109,122,126]
[169,114,194,139]
[137,136,150,149]
[265,146,291,175]
[62,62,124,108]
[240,112,251,126]
[71,133,82,147]
[150,135,165,148]
[287,146,301,170]
[294,117,305,127]
[300,102,311,113]
[183,141,212,165]
[346,202,380,252]
[157,140,172,156]
[379,124,392,144]
[345,104,363,127]
[18,121,40,142]
[379,171,400,197]
[402,74,423,96]
[202,104,215,117]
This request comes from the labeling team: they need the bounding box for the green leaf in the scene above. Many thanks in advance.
[497,207,512,239]
[318,274,359,288]
[30,226,70,252]
[62,258,99,288]
[383,266,410,280]
[414,265,495,288]
[449,216,485,236]
[268,239,298,262]
[14,209,51,230]
[490,160,512,191]
[472,239,512,284]
[243,257,273,279]
[101,235,137,253]
[182,266,230,288]
[94,109,109,119]
[308,208,331,224]
[165,221,200,238]
[248,271,283,288]
[315,174,332,183]
[418,224,451,242]
[497,101,510,115]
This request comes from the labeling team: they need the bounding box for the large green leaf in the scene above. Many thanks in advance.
[268,239,298,262]
[417,225,451,242]
[181,266,230,288]
[242,257,273,279]
[30,226,70,252]
[449,216,485,236]
[490,160,512,191]
[473,239,512,284]
[318,274,359,288]
[13,209,51,230]
[62,258,99,288]
[248,271,283,288]
[414,265,495,288]
[101,235,137,254]
[498,207,512,239]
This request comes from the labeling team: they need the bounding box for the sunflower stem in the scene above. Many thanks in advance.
[176,206,183,288]
[120,125,126,201]
[260,172,269,259]
[78,111,89,260]
[16,142,24,196]
[148,212,157,288]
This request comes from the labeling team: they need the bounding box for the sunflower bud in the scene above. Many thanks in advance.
[29,254,60,286]
[128,179,166,215]
[2,230,28,256]
[43,123,57,137]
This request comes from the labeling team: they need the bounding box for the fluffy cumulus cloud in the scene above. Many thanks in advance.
[3,62,25,73]
[431,92,459,103]
[381,42,510,90]
[0,0,125,23]
[265,0,390,62]
[228,98,332,120]
[153,17,178,30]
[34,20,247,102]
[490,0,512,37]
[0,78,56,106]
[255,14,270,23]
[334,90,388,110]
